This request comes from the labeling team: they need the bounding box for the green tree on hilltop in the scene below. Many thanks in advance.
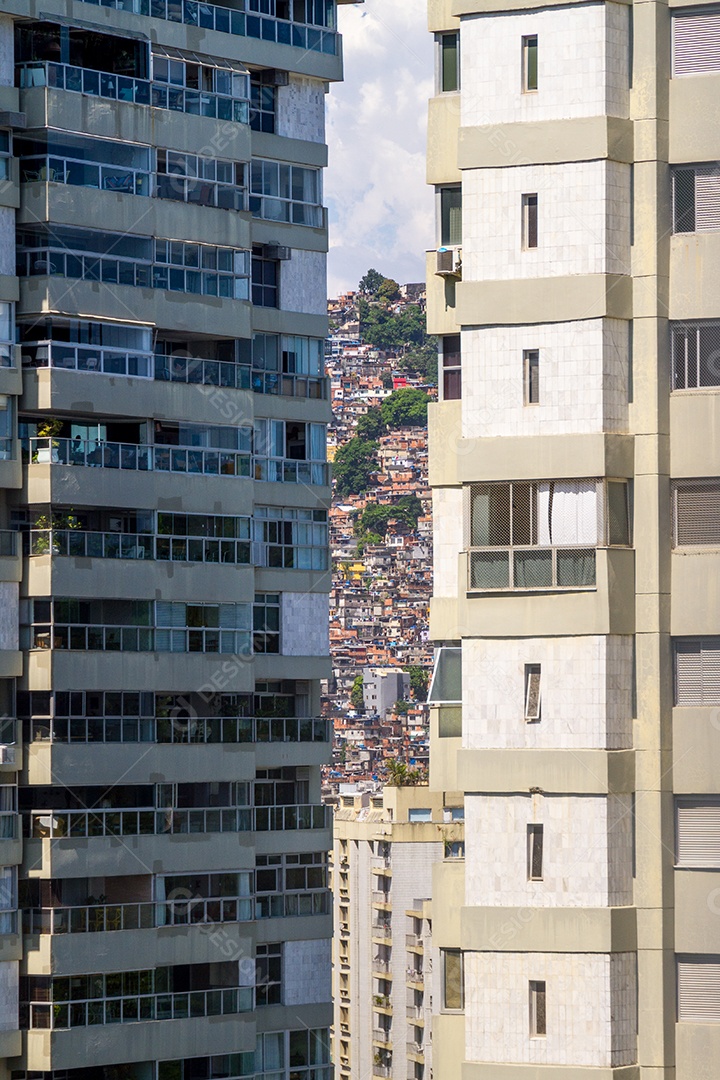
[381,387,429,429]
[333,438,378,497]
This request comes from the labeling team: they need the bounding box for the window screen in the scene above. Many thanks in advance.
[673,481,720,546]
[674,638,720,705]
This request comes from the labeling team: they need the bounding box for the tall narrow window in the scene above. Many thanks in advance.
[523,350,539,404]
[522,194,538,249]
[440,32,460,93]
[522,35,538,92]
[527,824,544,880]
[524,664,541,722]
[440,187,463,247]
[530,980,546,1036]
[442,334,462,401]
[442,949,464,1011]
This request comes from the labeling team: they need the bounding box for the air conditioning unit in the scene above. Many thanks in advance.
[264,244,292,261]
[269,69,290,86]
[436,247,461,279]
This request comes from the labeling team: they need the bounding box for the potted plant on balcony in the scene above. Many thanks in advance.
[34,418,63,464]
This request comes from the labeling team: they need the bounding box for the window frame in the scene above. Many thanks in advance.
[437,31,460,93]
[523,349,539,405]
[529,979,547,1037]
[527,823,544,880]
[522,193,538,250]
[524,663,541,722]
[441,949,464,1012]
[522,34,538,93]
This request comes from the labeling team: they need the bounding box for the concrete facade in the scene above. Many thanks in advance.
[0,0,360,1075]
[426,0,716,1077]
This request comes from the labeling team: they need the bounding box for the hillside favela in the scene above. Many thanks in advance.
[0,0,712,1079]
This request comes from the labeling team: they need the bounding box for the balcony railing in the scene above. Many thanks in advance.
[406,1005,424,1021]
[76,0,339,55]
[24,438,329,485]
[407,1042,424,1057]
[372,1029,392,1046]
[468,546,597,592]
[372,891,391,905]
[25,986,251,1030]
[372,959,391,974]
[17,63,250,123]
[21,343,328,399]
[23,896,252,935]
[405,934,423,949]
[25,713,329,745]
[24,437,248,477]
[26,803,329,838]
[25,529,251,566]
[406,969,424,985]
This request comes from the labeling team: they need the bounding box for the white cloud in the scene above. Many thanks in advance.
[325,0,434,296]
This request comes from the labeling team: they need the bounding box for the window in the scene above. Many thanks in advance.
[673,321,720,390]
[522,35,538,92]
[530,980,546,1036]
[18,130,151,196]
[253,593,280,654]
[524,664,541,722]
[676,799,720,867]
[156,149,246,211]
[673,12,720,76]
[252,247,279,307]
[408,808,432,823]
[440,186,462,246]
[522,194,538,249]
[428,647,462,704]
[527,824,544,880]
[0,395,13,459]
[0,130,10,182]
[677,957,720,1022]
[674,638,720,705]
[253,506,328,570]
[442,950,464,1010]
[673,480,720,546]
[672,166,720,234]
[250,71,277,133]
[250,159,322,226]
[439,32,460,92]
[255,943,282,1006]
[442,334,461,400]
[523,349,539,405]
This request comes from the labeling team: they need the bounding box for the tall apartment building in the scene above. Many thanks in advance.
[427,2,720,1077]
[0,0,357,1075]
[331,785,464,1080]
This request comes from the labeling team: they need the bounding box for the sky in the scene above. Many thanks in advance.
[325,0,434,297]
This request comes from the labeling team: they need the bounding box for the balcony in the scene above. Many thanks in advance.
[75,0,339,56]
[25,803,329,838]
[407,1042,424,1058]
[405,933,424,951]
[372,959,392,976]
[372,1029,392,1048]
[22,341,329,399]
[406,1005,424,1022]
[406,969,424,988]
[24,985,251,1030]
[25,713,328,745]
[17,62,250,124]
[24,895,252,935]
[372,890,391,906]
[468,545,596,592]
[23,438,329,486]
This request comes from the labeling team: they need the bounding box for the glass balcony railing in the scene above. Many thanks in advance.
[25,529,251,566]
[25,985,252,1030]
[21,343,329,398]
[23,437,329,485]
[24,437,251,478]
[468,546,597,591]
[25,713,329,745]
[24,896,252,935]
[26,803,330,838]
[17,63,250,123]
[76,0,339,55]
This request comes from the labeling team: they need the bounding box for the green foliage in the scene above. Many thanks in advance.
[350,675,364,711]
[360,304,405,351]
[403,665,431,703]
[377,277,401,303]
[355,495,423,540]
[359,268,385,296]
[399,338,439,384]
[356,408,385,441]
[384,759,426,787]
[333,438,378,497]
[380,387,429,429]
[394,699,410,715]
